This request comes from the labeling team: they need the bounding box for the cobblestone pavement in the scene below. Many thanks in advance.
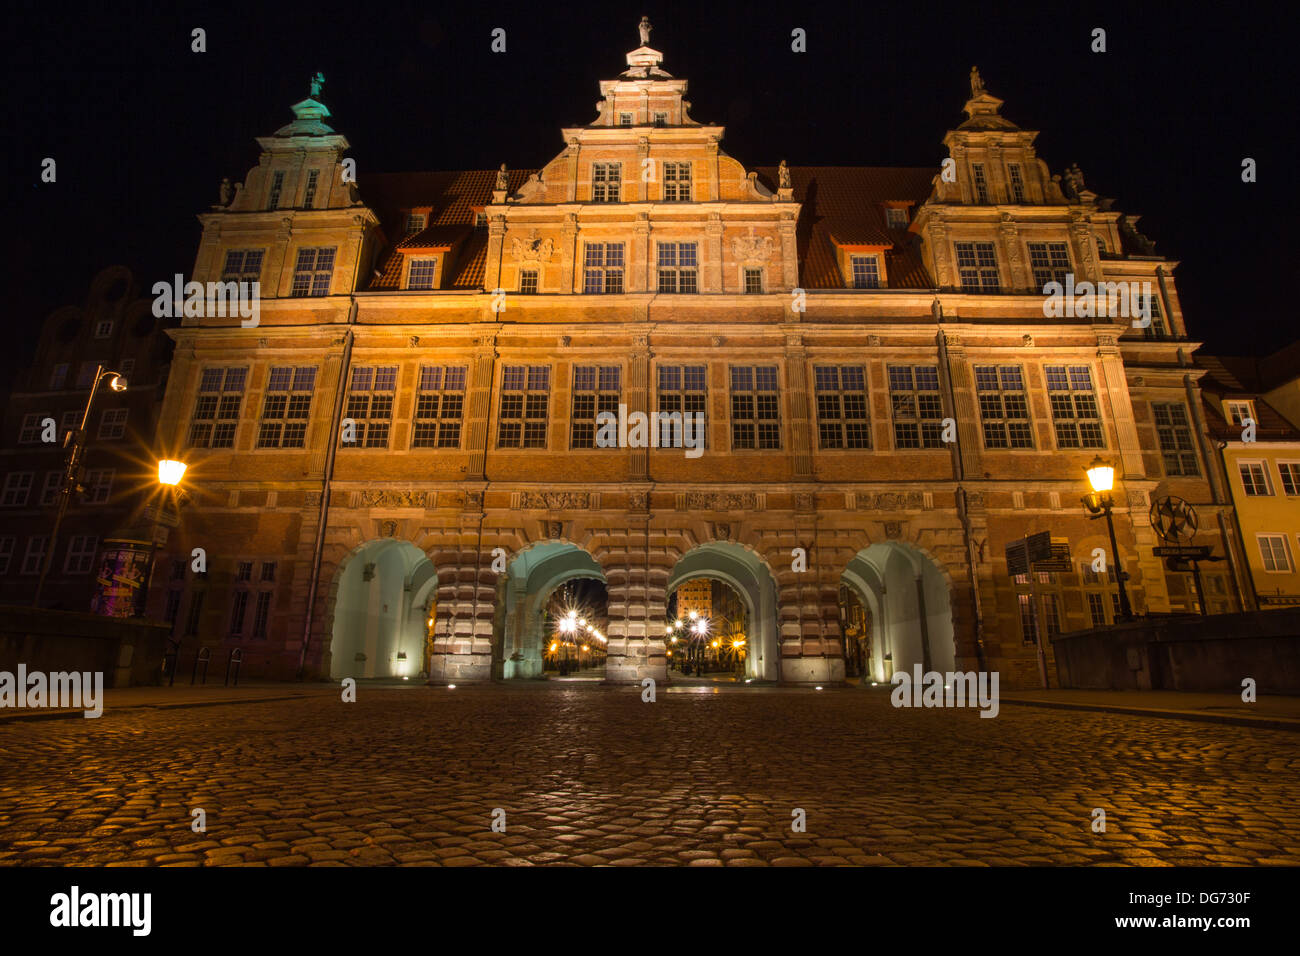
[2,683,1299,866]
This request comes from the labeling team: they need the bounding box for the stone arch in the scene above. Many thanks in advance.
[841,541,956,683]
[501,541,608,679]
[664,540,781,682]
[325,538,435,679]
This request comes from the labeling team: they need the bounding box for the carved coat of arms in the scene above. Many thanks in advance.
[511,231,554,261]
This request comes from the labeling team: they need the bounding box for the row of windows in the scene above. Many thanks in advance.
[969,162,1030,205]
[181,362,1121,455]
[43,359,137,393]
[0,534,96,575]
[1239,461,1300,497]
[18,409,128,444]
[265,168,322,212]
[0,469,113,508]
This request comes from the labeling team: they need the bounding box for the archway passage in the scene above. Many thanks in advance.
[666,542,780,682]
[841,542,954,683]
[502,543,608,679]
[328,539,437,679]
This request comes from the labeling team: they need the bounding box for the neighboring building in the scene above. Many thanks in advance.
[674,579,712,620]
[145,23,1243,686]
[1197,346,1300,609]
[0,266,174,611]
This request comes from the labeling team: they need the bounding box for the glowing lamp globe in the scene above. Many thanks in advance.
[1085,457,1114,494]
[158,459,188,486]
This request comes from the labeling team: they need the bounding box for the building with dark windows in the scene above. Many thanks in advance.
[140,25,1250,686]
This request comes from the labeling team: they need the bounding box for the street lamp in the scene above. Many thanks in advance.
[138,456,190,620]
[1082,455,1134,621]
[33,365,127,607]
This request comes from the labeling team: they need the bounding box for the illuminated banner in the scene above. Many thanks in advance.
[90,538,153,618]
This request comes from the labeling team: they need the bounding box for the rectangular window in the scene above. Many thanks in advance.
[302,168,319,207]
[657,242,698,293]
[164,589,183,630]
[269,170,285,209]
[95,320,114,338]
[408,258,437,290]
[229,590,249,637]
[260,561,277,583]
[619,113,633,126]
[290,247,336,297]
[76,363,98,390]
[1224,400,1255,427]
[18,413,45,444]
[1139,292,1168,339]
[1028,242,1072,290]
[0,536,14,575]
[412,366,467,448]
[975,365,1033,448]
[1258,534,1294,573]
[184,591,205,636]
[188,366,247,449]
[519,269,538,294]
[658,365,707,448]
[171,559,188,582]
[1008,164,1026,203]
[498,365,550,448]
[1045,365,1104,448]
[97,408,128,440]
[654,112,667,127]
[64,535,97,574]
[592,163,621,202]
[1086,591,1107,627]
[236,561,253,583]
[21,536,48,575]
[2,472,33,507]
[83,468,114,505]
[744,268,763,294]
[583,243,624,293]
[405,212,426,235]
[955,241,1000,291]
[50,364,69,390]
[885,207,909,229]
[257,367,317,448]
[888,365,944,448]
[1018,593,1038,645]
[1278,462,1300,496]
[1041,593,1062,638]
[253,592,272,639]
[1239,461,1273,496]
[730,366,781,450]
[851,255,881,289]
[570,366,622,449]
[814,366,870,449]
[972,163,989,203]
[39,471,61,507]
[1152,402,1199,476]
[343,366,398,448]
[663,162,692,201]
[60,410,77,437]
[220,249,265,283]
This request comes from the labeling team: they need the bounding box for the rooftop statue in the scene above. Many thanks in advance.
[496,163,509,192]
[639,16,652,45]
[219,177,234,206]
[310,71,325,98]
[970,66,985,96]
[778,160,791,190]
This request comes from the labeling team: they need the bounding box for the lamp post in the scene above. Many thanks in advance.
[136,458,188,619]
[1082,456,1134,622]
[33,365,127,607]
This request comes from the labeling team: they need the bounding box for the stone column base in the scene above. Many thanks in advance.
[427,652,493,684]
[780,657,846,685]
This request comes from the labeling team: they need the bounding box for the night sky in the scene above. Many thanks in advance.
[3,0,1293,396]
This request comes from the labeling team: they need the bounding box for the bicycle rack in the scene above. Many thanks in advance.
[225,647,244,687]
[191,646,211,686]
[164,639,181,687]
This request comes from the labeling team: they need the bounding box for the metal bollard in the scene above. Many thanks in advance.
[225,647,244,687]
[191,646,211,686]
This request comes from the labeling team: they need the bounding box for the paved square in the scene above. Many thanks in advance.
[2,683,1299,866]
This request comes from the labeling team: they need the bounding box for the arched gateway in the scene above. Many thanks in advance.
[501,542,607,679]
[326,539,437,679]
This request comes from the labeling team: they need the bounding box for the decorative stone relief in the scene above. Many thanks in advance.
[546,521,563,539]
[559,335,571,347]
[305,491,322,507]
[857,492,925,510]
[884,521,903,539]
[628,492,649,511]
[379,520,398,538]
[687,492,758,511]
[715,522,732,540]
[408,335,420,347]
[519,491,590,509]
[966,492,985,510]
[464,491,483,510]
[731,233,775,262]
[1127,490,1147,508]
[1022,334,1034,347]
[510,230,554,261]
[360,490,427,508]
[867,335,882,347]
[712,335,725,347]
[1097,334,1117,348]
[794,493,815,512]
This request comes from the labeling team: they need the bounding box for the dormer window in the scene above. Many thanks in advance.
[303,169,320,208]
[850,255,881,289]
[971,164,989,203]
[654,112,667,127]
[619,112,633,126]
[1007,163,1026,203]
[1225,400,1256,427]
[269,171,285,210]
[885,207,909,230]
[408,259,438,291]
[405,213,426,235]
[474,211,487,227]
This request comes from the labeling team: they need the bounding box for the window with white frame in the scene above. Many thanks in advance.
[290,247,336,297]
[1224,400,1255,427]
[975,365,1033,448]
[0,536,14,575]
[95,320,114,338]
[888,365,945,448]
[654,112,667,127]
[302,168,320,207]
[2,472,33,507]
[885,207,909,229]
[657,365,707,447]
[1152,402,1199,476]
[407,258,437,290]
[618,113,633,126]
[39,471,61,507]
[730,366,781,450]
[188,367,247,449]
[18,413,46,444]
[1007,163,1026,203]
[663,162,692,201]
[1045,365,1104,448]
[743,268,763,294]
[50,364,69,390]
[221,249,265,283]
[850,255,881,289]
[64,535,97,574]
[405,212,426,235]
[268,170,285,209]
[592,163,621,202]
[583,243,624,293]
[412,366,467,448]
[657,242,698,293]
[343,366,398,448]
[1139,292,1168,339]
[814,366,870,449]
[1258,533,1294,573]
[1028,242,1072,290]
[84,468,113,504]
[98,408,129,440]
[955,241,1000,291]
[256,367,317,448]
[570,366,621,449]
[971,163,989,203]
[497,365,550,448]
[1239,461,1273,496]
[21,536,48,574]
[1278,462,1300,496]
